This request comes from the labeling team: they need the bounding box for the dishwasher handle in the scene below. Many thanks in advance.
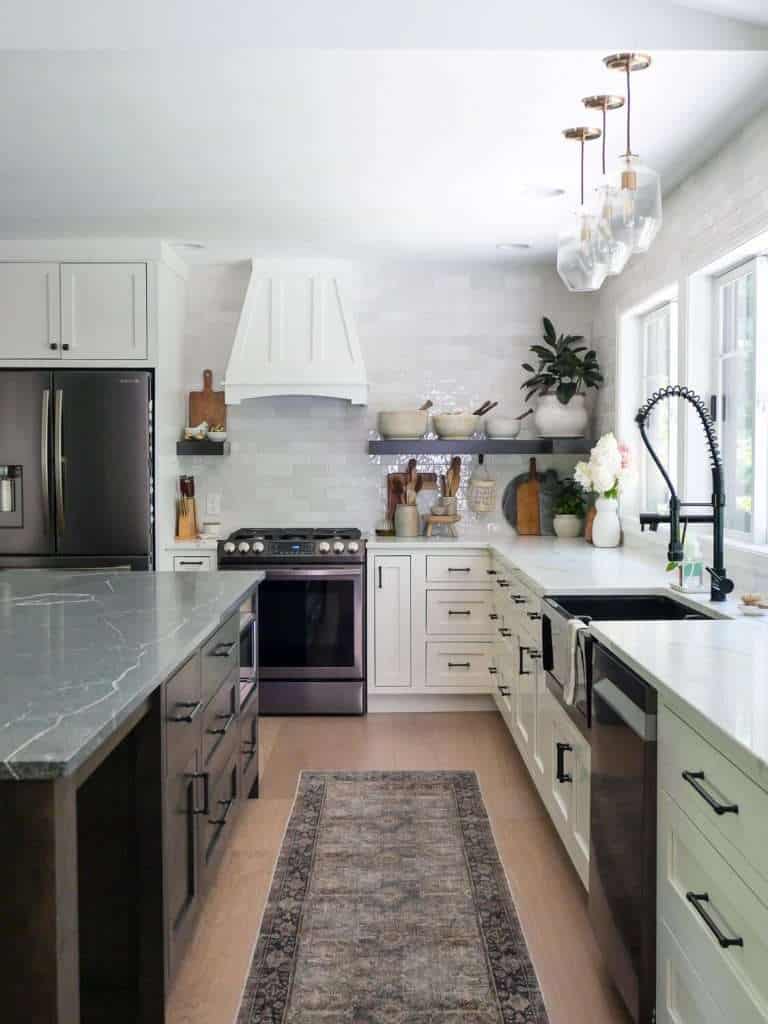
[592,675,657,741]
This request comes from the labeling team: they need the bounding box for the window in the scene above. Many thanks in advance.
[639,302,678,514]
[713,259,767,541]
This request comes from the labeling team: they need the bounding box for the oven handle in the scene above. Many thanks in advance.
[261,566,363,581]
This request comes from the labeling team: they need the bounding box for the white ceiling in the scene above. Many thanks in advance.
[673,0,768,26]
[1,49,767,261]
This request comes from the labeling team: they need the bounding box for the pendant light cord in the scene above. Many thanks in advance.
[601,108,607,175]
[580,138,585,206]
[625,65,632,156]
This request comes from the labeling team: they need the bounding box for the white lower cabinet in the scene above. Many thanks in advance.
[371,555,412,688]
[658,923,725,1024]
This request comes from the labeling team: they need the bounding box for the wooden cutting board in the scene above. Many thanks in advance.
[516,458,541,535]
[189,369,226,429]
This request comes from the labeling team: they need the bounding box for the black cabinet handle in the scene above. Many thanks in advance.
[179,559,205,566]
[488,666,498,675]
[511,595,526,604]
[529,649,542,660]
[211,641,236,657]
[448,609,471,615]
[188,771,210,815]
[518,645,531,675]
[448,661,471,669]
[686,892,744,949]
[169,699,203,723]
[497,579,510,587]
[209,797,235,827]
[49,342,58,350]
[486,569,498,575]
[556,742,573,783]
[527,611,541,621]
[208,711,236,736]
[448,567,471,573]
[378,565,383,589]
[498,627,512,637]
[498,685,511,697]
[61,343,70,351]
[682,771,739,816]
[489,612,499,620]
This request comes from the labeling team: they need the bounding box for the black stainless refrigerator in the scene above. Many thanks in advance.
[0,369,154,570]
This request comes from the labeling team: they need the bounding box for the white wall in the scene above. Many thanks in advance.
[175,261,594,536]
[594,103,768,591]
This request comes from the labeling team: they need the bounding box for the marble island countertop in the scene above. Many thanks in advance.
[0,569,264,781]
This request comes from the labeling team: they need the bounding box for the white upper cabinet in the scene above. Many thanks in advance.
[0,263,61,358]
[61,263,148,360]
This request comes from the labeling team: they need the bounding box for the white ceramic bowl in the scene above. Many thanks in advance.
[485,415,521,439]
[433,412,480,439]
[207,430,228,443]
[377,410,429,439]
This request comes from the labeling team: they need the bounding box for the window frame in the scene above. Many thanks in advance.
[711,256,768,546]
[638,300,678,514]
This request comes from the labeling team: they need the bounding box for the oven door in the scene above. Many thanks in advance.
[257,565,364,680]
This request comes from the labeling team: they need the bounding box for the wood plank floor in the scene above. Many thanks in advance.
[166,712,631,1024]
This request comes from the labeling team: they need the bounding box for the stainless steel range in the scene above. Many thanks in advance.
[218,528,366,715]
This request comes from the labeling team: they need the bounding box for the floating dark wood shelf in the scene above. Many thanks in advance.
[367,438,593,456]
[176,440,230,455]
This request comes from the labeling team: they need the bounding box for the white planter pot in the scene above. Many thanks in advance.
[534,394,588,438]
[553,514,584,539]
[592,496,621,548]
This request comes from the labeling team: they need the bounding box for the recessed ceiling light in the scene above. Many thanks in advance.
[497,242,532,251]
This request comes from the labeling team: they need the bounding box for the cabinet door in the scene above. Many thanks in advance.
[165,744,202,975]
[549,699,574,836]
[0,262,60,358]
[570,733,591,886]
[373,555,412,687]
[61,263,148,359]
[531,665,551,793]
[514,636,539,766]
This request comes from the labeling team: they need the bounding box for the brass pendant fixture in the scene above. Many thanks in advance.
[603,52,662,254]
[582,94,630,276]
[556,126,608,293]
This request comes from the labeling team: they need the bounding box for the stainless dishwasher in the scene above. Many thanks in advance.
[590,641,657,1024]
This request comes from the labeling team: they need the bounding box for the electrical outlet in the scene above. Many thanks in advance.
[206,493,222,516]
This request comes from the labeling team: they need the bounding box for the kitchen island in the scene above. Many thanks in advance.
[0,569,263,1024]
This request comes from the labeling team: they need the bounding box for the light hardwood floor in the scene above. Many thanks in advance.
[166,712,631,1024]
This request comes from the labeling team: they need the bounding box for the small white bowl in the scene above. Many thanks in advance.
[738,603,766,616]
[207,430,228,443]
[433,412,480,439]
[378,410,429,439]
[485,415,521,439]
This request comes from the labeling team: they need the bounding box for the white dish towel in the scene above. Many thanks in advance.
[564,618,590,706]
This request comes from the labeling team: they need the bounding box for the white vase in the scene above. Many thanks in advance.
[592,496,621,548]
[533,394,588,438]
[553,514,584,539]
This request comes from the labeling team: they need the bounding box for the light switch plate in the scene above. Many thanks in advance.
[206,492,222,515]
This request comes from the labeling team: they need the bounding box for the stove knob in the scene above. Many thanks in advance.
[237,541,251,553]
[347,541,360,553]
[252,541,265,554]
[223,541,236,553]
[333,541,345,554]
[317,541,331,554]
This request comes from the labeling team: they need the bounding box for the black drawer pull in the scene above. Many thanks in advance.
[211,640,237,657]
[527,611,541,621]
[556,742,573,783]
[518,645,531,675]
[188,771,210,815]
[529,649,542,659]
[169,699,203,723]
[208,712,236,736]
[511,595,526,604]
[448,567,472,573]
[209,797,235,827]
[686,892,744,949]
[497,579,510,587]
[498,627,512,637]
[498,685,511,697]
[488,666,498,675]
[448,661,471,669]
[448,609,471,615]
[682,771,739,816]
[488,612,499,620]
[486,569,498,575]
[179,559,205,566]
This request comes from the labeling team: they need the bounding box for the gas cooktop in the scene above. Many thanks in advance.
[218,527,365,564]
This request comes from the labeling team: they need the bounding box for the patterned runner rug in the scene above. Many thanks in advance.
[237,770,549,1023]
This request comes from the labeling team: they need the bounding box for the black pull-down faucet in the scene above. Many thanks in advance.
[635,385,734,603]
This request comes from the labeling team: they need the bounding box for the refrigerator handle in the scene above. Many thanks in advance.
[54,389,65,541]
[41,389,51,536]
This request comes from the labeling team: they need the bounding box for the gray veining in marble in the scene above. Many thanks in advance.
[0,570,263,781]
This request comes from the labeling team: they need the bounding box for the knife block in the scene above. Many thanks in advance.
[176,496,198,540]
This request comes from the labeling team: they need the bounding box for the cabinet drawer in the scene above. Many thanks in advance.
[426,554,491,583]
[240,690,259,799]
[426,590,494,635]
[658,922,725,1024]
[660,707,768,902]
[201,749,240,884]
[202,669,240,769]
[173,554,213,572]
[201,614,239,706]
[426,642,493,688]
[165,653,202,773]
[659,791,768,1024]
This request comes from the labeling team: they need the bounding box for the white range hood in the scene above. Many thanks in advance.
[224,260,368,405]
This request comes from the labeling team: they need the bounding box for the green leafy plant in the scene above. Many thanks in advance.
[521,316,603,405]
[553,477,586,517]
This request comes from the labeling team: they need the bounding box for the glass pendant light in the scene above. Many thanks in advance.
[556,126,608,293]
[582,94,630,276]
[603,52,662,254]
